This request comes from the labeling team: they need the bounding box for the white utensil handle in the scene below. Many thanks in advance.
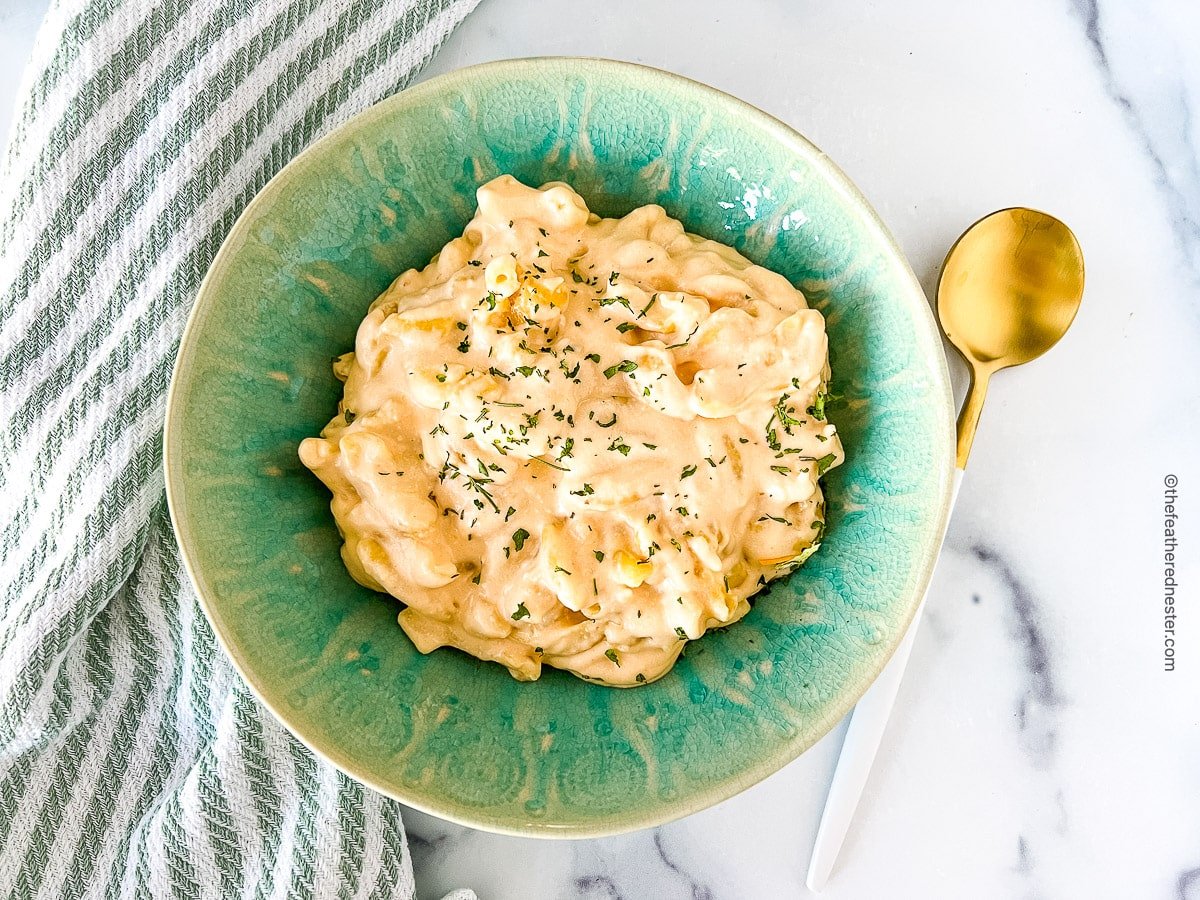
[806,468,963,893]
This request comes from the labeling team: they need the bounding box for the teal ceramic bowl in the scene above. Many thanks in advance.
[165,57,954,837]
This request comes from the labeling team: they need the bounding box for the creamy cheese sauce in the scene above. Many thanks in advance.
[299,175,843,686]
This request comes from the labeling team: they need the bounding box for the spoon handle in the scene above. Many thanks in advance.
[956,365,991,468]
[805,468,962,892]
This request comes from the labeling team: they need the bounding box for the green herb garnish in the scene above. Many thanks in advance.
[807,390,828,420]
[603,360,638,378]
[599,295,633,312]
[775,393,804,432]
[665,324,700,349]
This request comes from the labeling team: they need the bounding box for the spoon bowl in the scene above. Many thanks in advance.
[937,207,1085,466]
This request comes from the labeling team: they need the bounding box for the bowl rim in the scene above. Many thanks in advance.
[164,55,956,839]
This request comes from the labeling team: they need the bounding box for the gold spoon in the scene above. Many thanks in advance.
[807,207,1084,892]
[939,207,1085,468]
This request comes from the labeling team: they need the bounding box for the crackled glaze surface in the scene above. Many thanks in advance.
[165,58,954,836]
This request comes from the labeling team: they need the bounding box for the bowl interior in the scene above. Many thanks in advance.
[166,57,953,837]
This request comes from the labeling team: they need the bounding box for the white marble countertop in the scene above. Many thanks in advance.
[4,1,1197,897]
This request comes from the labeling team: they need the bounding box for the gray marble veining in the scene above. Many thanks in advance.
[1076,0,1200,280]
[1178,866,1200,900]
[969,543,1063,768]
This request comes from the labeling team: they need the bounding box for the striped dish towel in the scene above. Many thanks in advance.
[0,1,481,897]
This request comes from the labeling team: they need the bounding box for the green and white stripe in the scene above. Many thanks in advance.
[0,1,481,896]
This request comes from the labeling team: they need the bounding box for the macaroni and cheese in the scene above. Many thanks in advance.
[299,175,843,686]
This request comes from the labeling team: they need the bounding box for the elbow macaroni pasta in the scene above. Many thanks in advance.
[299,175,843,686]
